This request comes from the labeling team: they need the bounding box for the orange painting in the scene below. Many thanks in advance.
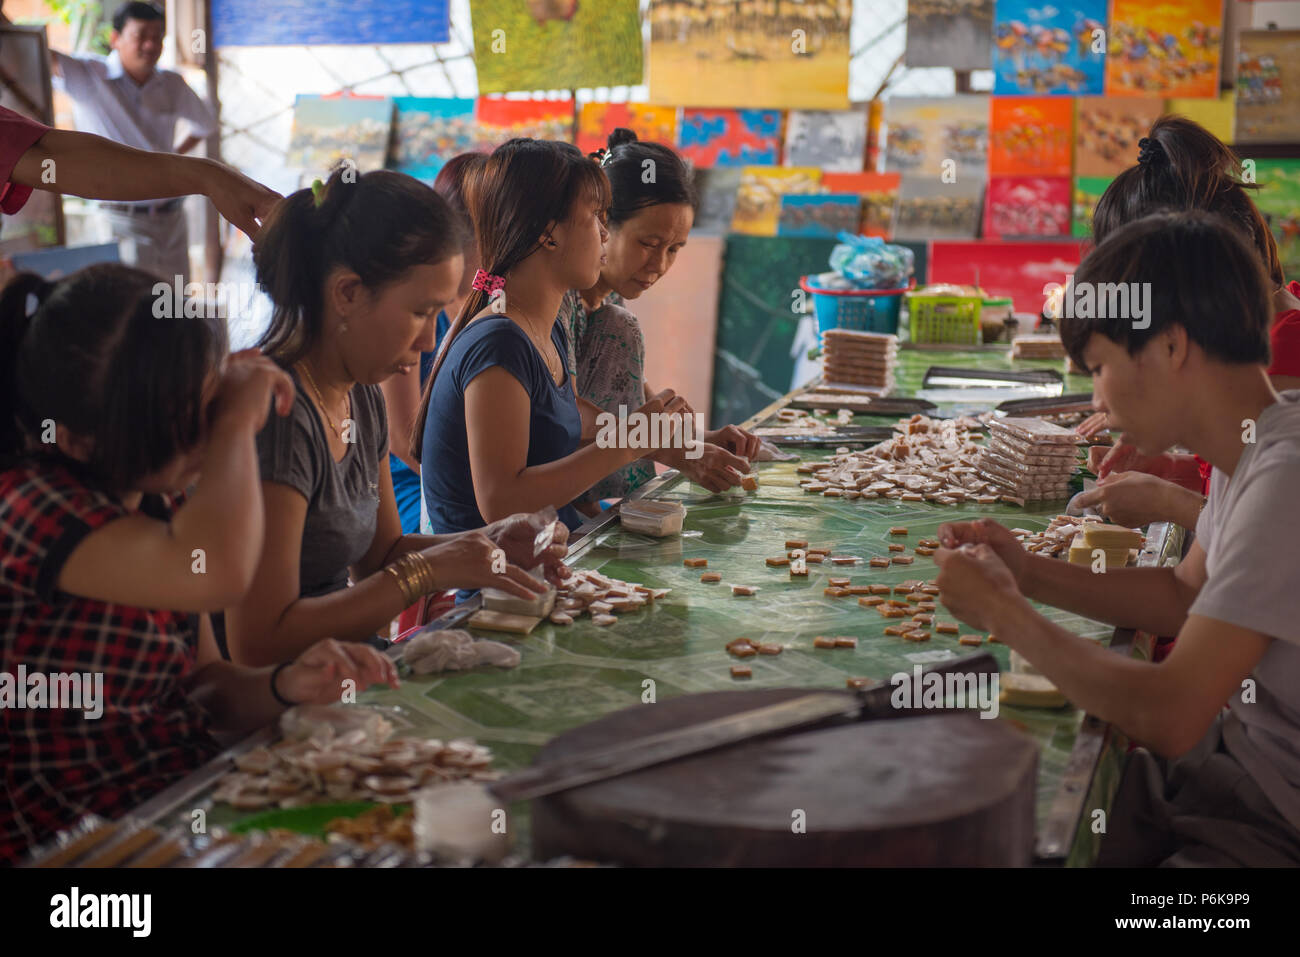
[989,97,1073,177]
[576,103,679,155]
[1104,0,1222,98]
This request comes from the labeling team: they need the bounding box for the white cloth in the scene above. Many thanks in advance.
[100,205,190,283]
[52,50,216,156]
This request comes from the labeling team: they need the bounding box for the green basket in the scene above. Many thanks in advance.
[906,293,984,345]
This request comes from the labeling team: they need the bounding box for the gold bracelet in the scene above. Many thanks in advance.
[408,551,437,595]
[383,560,417,606]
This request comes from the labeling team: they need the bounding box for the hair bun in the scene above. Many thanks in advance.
[607,127,638,150]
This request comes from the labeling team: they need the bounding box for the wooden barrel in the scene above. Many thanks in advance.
[532,688,1037,866]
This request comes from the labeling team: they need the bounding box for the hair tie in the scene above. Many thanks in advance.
[1137,137,1164,166]
[471,269,506,295]
[588,148,613,168]
[310,178,326,207]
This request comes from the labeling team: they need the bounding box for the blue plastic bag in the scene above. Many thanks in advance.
[828,232,914,290]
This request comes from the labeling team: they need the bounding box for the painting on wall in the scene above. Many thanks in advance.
[983,176,1071,238]
[576,103,679,155]
[991,0,1107,95]
[1254,160,1300,284]
[678,109,783,168]
[1104,0,1222,99]
[286,94,394,174]
[783,110,866,173]
[1234,30,1300,145]
[649,0,850,109]
[471,0,642,94]
[475,98,573,149]
[1072,175,1113,238]
[731,166,822,236]
[893,177,985,240]
[989,97,1073,177]
[884,96,989,180]
[777,194,862,238]
[212,0,449,47]
[388,98,477,182]
[905,0,993,69]
[1074,97,1163,178]
[822,172,902,239]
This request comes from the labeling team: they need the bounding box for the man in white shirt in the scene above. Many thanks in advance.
[50,2,217,282]
[934,210,1300,865]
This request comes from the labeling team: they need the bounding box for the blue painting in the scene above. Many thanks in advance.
[991,0,1107,95]
[678,109,783,168]
[389,98,477,183]
[777,194,862,238]
[212,0,449,47]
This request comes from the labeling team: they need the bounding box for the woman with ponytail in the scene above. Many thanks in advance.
[414,138,715,540]
[562,128,760,510]
[0,265,398,865]
[225,166,565,668]
[1072,115,1300,532]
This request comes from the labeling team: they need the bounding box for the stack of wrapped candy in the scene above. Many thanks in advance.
[977,416,1081,503]
[821,329,899,393]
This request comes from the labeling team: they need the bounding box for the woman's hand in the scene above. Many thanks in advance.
[276,638,399,705]
[209,349,296,435]
[935,518,1028,586]
[1073,471,1198,529]
[1075,411,1109,439]
[933,543,1027,634]
[705,424,763,461]
[484,511,571,585]
[677,442,751,492]
[422,530,548,598]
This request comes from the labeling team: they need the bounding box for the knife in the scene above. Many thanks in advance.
[488,653,999,804]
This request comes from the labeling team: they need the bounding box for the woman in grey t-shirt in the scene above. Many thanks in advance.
[224,168,568,667]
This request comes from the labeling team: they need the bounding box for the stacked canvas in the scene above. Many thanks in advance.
[820,329,899,394]
[977,417,1080,502]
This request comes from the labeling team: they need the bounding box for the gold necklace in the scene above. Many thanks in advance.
[298,361,351,441]
[513,305,562,383]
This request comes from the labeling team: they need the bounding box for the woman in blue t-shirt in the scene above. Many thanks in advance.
[413,139,703,536]
[382,153,483,533]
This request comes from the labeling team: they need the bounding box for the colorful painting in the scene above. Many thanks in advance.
[1254,160,1300,283]
[648,0,851,109]
[1234,31,1300,145]
[212,0,448,47]
[983,176,1071,238]
[777,194,862,238]
[712,234,843,426]
[286,94,394,174]
[388,98,477,183]
[576,103,679,155]
[475,98,573,150]
[692,167,742,236]
[991,0,1107,95]
[1104,0,1222,99]
[884,96,990,180]
[990,97,1073,176]
[1072,175,1113,238]
[677,109,783,168]
[906,0,993,69]
[731,167,822,237]
[1166,91,1235,144]
[783,110,867,173]
[823,172,902,239]
[471,0,642,94]
[929,240,1083,313]
[1074,97,1163,178]
[893,177,985,240]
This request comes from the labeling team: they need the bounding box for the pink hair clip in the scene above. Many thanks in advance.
[471,269,506,295]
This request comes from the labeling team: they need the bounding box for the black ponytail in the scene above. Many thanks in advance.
[254,163,467,368]
[0,273,54,458]
[1,264,225,491]
[602,127,697,227]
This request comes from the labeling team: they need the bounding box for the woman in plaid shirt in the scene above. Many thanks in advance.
[0,264,399,865]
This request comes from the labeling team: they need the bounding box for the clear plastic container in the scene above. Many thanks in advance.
[619,500,687,537]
